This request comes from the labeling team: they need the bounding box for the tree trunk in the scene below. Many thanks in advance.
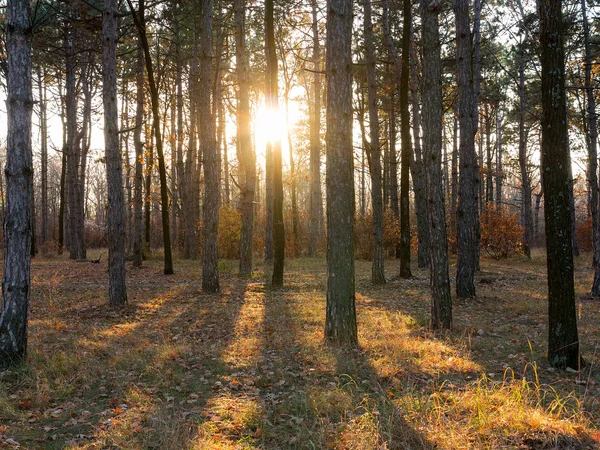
[485,103,493,204]
[538,0,581,370]
[421,0,452,331]
[103,0,127,305]
[363,0,385,284]
[65,30,85,260]
[398,0,413,278]
[455,0,478,298]
[518,48,532,258]
[409,19,429,269]
[0,0,33,368]
[38,68,48,253]
[184,57,200,260]
[324,0,357,346]
[450,111,458,231]
[235,0,255,277]
[411,140,429,269]
[127,0,173,275]
[286,93,299,256]
[388,89,399,226]
[132,45,144,268]
[144,108,153,252]
[583,0,600,294]
[495,107,503,208]
[266,0,285,287]
[200,0,220,293]
[308,0,323,257]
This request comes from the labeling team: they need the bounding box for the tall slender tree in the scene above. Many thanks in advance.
[200,0,220,293]
[421,0,451,330]
[0,0,33,368]
[363,0,385,285]
[103,0,128,305]
[538,0,582,369]
[455,0,479,298]
[308,0,323,257]
[324,0,357,345]
[236,0,255,277]
[266,0,285,287]
[132,45,144,268]
[127,0,173,275]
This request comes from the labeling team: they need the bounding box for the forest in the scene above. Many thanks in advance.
[0,0,599,448]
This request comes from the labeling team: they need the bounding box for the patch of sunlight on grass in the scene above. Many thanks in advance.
[359,305,481,378]
[193,394,263,449]
[220,285,264,369]
[396,369,594,449]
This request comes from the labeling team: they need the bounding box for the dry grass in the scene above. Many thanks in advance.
[0,249,599,449]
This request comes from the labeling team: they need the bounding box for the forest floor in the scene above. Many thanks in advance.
[0,251,599,449]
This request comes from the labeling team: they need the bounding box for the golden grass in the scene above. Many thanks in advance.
[0,251,598,449]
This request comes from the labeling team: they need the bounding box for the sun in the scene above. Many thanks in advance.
[254,100,288,147]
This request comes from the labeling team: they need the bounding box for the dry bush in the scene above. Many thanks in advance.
[576,216,593,252]
[480,204,524,259]
[355,210,400,260]
[218,204,242,259]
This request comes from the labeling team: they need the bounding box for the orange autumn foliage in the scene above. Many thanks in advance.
[480,205,524,259]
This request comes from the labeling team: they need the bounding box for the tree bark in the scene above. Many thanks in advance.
[200,0,220,293]
[324,0,357,346]
[65,30,85,260]
[584,0,600,295]
[518,48,532,258]
[398,0,413,278]
[0,0,33,368]
[127,0,173,275]
[455,0,478,298]
[538,0,582,370]
[266,0,285,287]
[132,45,144,268]
[495,107,503,208]
[103,0,127,305]
[37,68,48,253]
[308,0,323,257]
[363,0,385,284]
[235,0,255,277]
[421,0,452,331]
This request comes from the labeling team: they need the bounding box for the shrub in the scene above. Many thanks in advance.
[218,204,242,259]
[576,216,593,253]
[354,210,401,260]
[480,205,524,259]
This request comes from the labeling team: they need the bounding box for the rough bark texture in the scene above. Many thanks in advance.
[585,0,600,295]
[65,30,86,260]
[102,0,127,305]
[421,0,452,331]
[388,90,399,228]
[363,0,385,285]
[324,0,357,346]
[495,108,503,208]
[132,45,144,268]
[235,0,255,277]
[538,0,581,370]
[127,0,173,275]
[200,0,220,293]
[518,49,532,258]
[0,0,33,368]
[266,0,285,287]
[410,30,429,269]
[184,57,200,260]
[398,0,412,279]
[38,68,48,253]
[485,104,493,204]
[455,0,478,298]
